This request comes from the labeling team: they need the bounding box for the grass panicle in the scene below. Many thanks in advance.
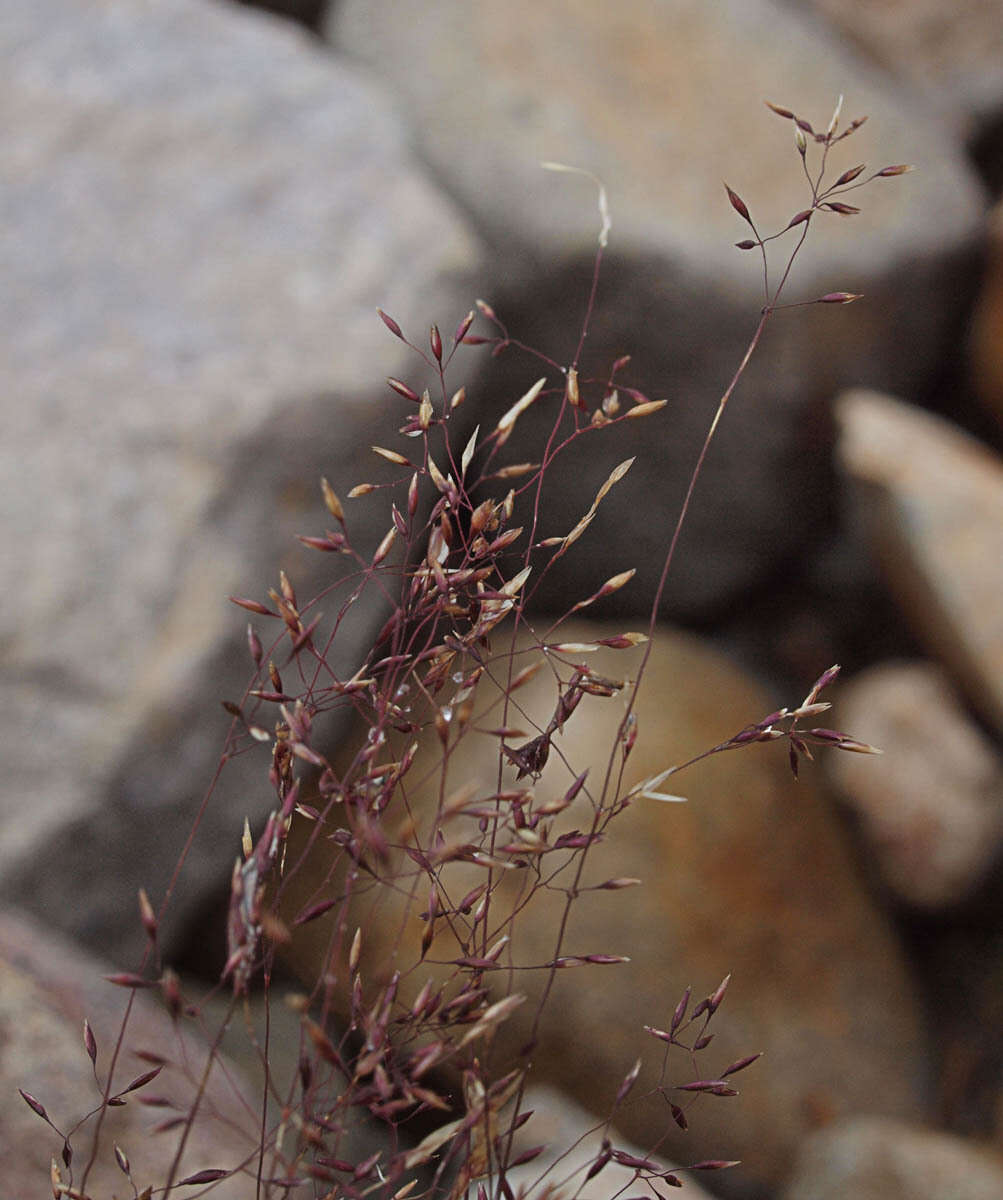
[25,99,904,1200]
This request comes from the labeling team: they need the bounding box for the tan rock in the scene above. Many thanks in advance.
[327,0,984,622]
[836,390,1003,736]
[827,661,1003,909]
[282,620,926,1196]
[793,0,1003,132]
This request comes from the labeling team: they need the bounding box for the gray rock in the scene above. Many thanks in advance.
[827,661,1003,909]
[782,1115,1003,1200]
[326,0,985,620]
[0,0,482,963]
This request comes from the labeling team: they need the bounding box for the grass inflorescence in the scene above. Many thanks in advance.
[27,98,904,1200]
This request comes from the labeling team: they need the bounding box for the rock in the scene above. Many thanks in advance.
[826,661,1003,909]
[282,619,927,1197]
[0,0,482,964]
[791,1,1003,135]
[0,908,256,1198]
[505,1085,714,1200]
[782,1115,1003,1200]
[326,0,984,621]
[970,197,1003,429]
[836,390,1003,736]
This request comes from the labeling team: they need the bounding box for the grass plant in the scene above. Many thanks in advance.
[23,98,907,1200]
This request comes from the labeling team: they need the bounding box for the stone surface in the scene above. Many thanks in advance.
[0,908,257,1199]
[826,660,1003,909]
[0,0,481,964]
[506,1085,714,1200]
[327,0,984,621]
[781,1115,1003,1200]
[282,619,928,1198]
[836,390,1003,736]
[792,0,1003,134]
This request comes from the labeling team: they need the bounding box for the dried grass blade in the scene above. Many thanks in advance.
[555,457,635,555]
[496,378,546,446]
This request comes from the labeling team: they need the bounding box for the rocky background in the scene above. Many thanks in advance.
[2,1,1003,1197]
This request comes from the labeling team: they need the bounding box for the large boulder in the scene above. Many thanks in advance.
[326,0,984,620]
[0,0,482,964]
[282,620,928,1197]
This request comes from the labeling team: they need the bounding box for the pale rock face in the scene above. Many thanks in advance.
[0,0,482,961]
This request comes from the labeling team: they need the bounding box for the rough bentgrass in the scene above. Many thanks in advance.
[25,97,904,1200]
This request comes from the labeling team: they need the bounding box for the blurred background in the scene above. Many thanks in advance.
[3,2,1002,1197]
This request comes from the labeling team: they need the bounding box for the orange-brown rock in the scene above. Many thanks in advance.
[281,620,926,1196]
